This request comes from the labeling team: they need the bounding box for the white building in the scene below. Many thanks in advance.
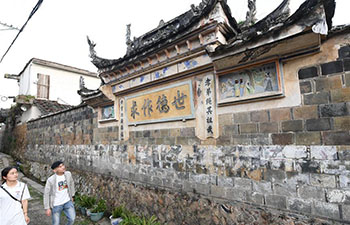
[4,58,100,122]
[6,58,100,105]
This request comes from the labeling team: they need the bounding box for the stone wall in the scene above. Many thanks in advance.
[20,41,350,224]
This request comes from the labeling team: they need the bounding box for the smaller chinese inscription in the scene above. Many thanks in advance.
[204,76,214,137]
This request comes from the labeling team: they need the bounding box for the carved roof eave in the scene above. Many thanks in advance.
[81,91,112,108]
[210,0,335,60]
[89,0,239,72]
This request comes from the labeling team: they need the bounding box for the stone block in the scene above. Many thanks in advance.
[293,105,318,120]
[183,181,196,193]
[315,76,342,92]
[338,149,350,161]
[240,123,258,134]
[265,194,287,209]
[271,133,294,145]
[339,173,350,189]
[246,192,265,205]
[249,134,270,145]
[327,190,350,204]
[252,180,272,194]
[210,185,227,198]
[234,177,252,191]
[160,129,170,138]
[273,183,297,197]
[298,66,319,80]
[151,176,163,186]
[296,132,322,145]
[313,201,340,220]
[323,131,350,145]
[217,136,232,145]
[298,185,325,201]
[238,146,262,158]
[233,112,250,123]
[304,92,329,105]
[305,118,331,131]
[310,174,336,188]
[270,108,291,121]
[251,111,269,122]
[287,198,312,214]
[218,113,233,125]
[226,188,246,201]
[282,146,307,159]
[320,103,349,117]
[218,176,234,187]
[232,134,251,145]
[343,205,350,221]
[181,127,196,137]
[345,73,350,87]
[330,88,350,103]
[264,169,286,182]
[321,61,343,75]
[176,137,188,145]
[338,45,350,59]
[195,183,210,195]
[300,81,313,94]
[259,122,278,133]
[310,146,337,160]
[223,125,239,136]
[282,120,303,132]
[169,128,181,137]
[334,116,350,130]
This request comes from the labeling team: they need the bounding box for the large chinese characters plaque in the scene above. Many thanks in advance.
[126,81,194,125]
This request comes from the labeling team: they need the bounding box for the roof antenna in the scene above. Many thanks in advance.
[126,24,132,54]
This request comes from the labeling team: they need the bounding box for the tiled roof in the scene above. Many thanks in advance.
[33,99,72,116]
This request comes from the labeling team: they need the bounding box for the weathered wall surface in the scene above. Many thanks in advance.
[17,34,350,224]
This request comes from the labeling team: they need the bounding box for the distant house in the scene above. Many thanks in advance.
[4,58,101,122]
[5,58,100,106]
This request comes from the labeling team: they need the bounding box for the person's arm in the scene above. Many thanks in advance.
[43,178,51,216]
[70,173,76,197]
[21,199,30,223]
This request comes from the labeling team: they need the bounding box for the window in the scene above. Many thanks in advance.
[37,73,50,99]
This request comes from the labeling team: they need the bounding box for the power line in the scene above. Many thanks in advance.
[0,21,20,31]
[0,0,44,63]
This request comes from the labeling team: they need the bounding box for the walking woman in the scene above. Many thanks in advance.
[1,166,31,225]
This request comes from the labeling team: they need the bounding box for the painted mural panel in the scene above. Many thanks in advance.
[126,81,194,124]
[101,105,115,120]
[218,61,282,103]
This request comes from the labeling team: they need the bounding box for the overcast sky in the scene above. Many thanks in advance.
[0,0,349,108]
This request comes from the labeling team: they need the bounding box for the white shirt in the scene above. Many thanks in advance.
[53,174,70,206]
[0,181,30,225]
[2,181,31,201]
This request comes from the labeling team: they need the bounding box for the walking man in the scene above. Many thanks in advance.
[44,161,76,225]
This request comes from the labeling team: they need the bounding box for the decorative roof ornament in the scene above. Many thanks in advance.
[79,76,85,90]
[126,24,132,54]
[158,19,165,28]
[86,36,97,59]
[243,0,257,27]
[191,0,210,15]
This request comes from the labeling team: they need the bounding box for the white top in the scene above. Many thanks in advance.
[2,181,31,201]
[53,174,70,206]
[0,181,30,225]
